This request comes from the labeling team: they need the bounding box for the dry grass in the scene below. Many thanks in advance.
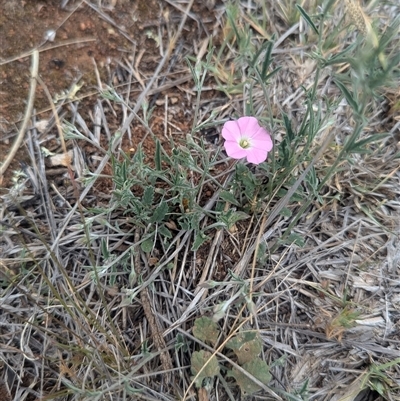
[1,0,399,400]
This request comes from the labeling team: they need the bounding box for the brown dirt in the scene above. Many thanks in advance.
[0,0,217,189]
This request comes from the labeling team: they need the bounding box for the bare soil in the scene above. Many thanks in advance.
[0,0,217,189]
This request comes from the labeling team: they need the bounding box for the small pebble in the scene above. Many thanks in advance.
[44,29,56,42]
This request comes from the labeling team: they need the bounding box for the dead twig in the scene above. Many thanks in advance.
[0,50,38,181]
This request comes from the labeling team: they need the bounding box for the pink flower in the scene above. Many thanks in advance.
[221,116,273,164]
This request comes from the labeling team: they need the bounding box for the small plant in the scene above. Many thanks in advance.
[189,316,271,396]
[190,350,220,389]
[325,307,361,341]
[362,358,400,398]
[109,132,218,254]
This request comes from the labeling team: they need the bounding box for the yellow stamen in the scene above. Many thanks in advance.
[239,138,250,149]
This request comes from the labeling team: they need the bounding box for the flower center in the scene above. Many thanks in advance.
[239,138,251,149]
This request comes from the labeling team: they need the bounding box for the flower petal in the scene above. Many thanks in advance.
[223,140,248,159]
[251,135,273,152]
[221,120,241,141]
[248,126,267,138]
[246,148,268,164]
[237,116,260,135]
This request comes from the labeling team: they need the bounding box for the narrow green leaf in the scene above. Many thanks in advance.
[334,79,359,113]
[226,4,241,43]
[251,42,268,67]
[185,57,199,86]
[323,43,357,66]
[283,113,295,142]
[296,5,319,35]
[299,378,309,394]
[350,133,389,153]
[155,139,162,171]
[101,238,110,259]
[261,40,274,79]
[263,66,282,82]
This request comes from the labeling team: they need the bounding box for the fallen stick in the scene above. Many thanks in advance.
[0,50,39,181]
